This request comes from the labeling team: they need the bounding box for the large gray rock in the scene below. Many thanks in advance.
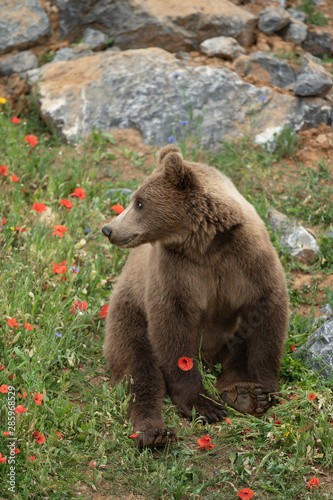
[303,29,333,58]
[267,208,320,263]
[0,50,38,76]
[287,8,307,23]
[296,319,333,380]
[200,36,246,59]
[294,58,333,97]
[0,0,51,54]
[26,48,332,147]
[258,6,290,34]
[54,0,257,49]
[235,52,297,89]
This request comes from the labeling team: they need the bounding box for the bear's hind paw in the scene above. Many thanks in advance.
[221,384,277,416]
[133,428,178,448]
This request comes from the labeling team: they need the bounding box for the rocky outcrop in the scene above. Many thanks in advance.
[0,0,50,54]
[54,0,257,50]
[267,208,321,263]
[294,58,333,97]
[27,48,332,148]
[302,29,333,58]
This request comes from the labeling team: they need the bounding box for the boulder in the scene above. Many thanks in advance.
[0,0,51,54]
[258,6,290,35]
[234,52,297,89]
[267,208,320,263]
[26,48,332,148]
[0,50,38,76]
[294,58,333,97]
[200,36,246,59]
[296,319,333,380]
[54,0,257,49]
[287,8,307,23]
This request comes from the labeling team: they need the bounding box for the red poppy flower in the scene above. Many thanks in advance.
[33,393,43,406]
[36,433,45,444]
[0,164,7,177]
[60,199,73,212]
[25,323,33,331]
[0,454,6,464]
[25,135,38,147]
[11,117,20,124]
[308,478,319,489]
[15,448,20,454]
[10,174,19,182]
[2,218,7,225]
[32,202,47,213]
[274,420,281,425]
[225,418,232,425]
[112,203,124,214]
[100,304,109,318]
[55,431,62,440]
[69,187,86,199]
[290,395,297,399]
[0,364,4,371]
[290,344,295,353]
[33,430,40,438]
[237,488,254,500]
[0,385,9,393]
[52,225,67,237]
[18,390,27,399]
[89,461,97,467]
[52,261,68,274]
[197,435,216,450]
[28,456,35,462]
[129,434,138,438]
[15,405,28,413]
[308,393,316,401]
[71,300,88,313]
[7,317,18,328]
[178,357,194,371]
[3,431,10,436]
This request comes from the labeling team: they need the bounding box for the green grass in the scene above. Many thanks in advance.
[0,103,333,499]
[296,0,328,26]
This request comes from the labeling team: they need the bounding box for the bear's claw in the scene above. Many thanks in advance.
[134,428,178,448]
[221,384,276,416]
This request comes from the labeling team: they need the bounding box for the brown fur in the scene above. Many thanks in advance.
[102,145,289,447]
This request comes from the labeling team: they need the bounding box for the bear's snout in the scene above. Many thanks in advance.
[102,225,112,238]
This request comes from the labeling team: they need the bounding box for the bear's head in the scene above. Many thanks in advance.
[102,145,242,252]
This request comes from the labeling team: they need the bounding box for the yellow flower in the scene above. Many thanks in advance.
[0,97,6,104]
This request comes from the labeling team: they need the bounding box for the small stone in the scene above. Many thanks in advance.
[303,29,333,58]
[320,304,333,317]
[266,208,320,263]
[294,59,333,97]
[287,8,307,23]
[296,319,333,380]
[0,50,38,76]
[258,6,291,35]
[82,28,110,50]
[317,134,327,144]
[200,36,246,60]
[281,19,307,45]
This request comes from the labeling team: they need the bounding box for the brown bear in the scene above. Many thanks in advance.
[102,145,289,447]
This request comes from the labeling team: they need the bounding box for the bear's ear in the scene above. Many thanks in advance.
[162,151,195,190]
[158,145,182,165]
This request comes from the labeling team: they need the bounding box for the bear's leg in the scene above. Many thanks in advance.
[147,306,227,423]
[104,301,178,447]
[216,296,288,416]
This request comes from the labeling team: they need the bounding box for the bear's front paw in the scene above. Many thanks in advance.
[133,428,178,448]
[178,394,227,423]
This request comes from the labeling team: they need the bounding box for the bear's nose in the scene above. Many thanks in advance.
[102,226,112,238]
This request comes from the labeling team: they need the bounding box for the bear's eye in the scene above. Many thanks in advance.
[136,200,143,209]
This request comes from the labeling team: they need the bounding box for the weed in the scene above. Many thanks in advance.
[297,0,328,26]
